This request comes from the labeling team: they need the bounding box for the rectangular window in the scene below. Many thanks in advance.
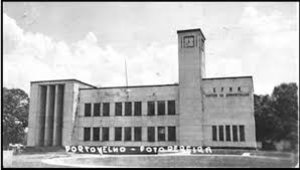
[226,125,231,141]
[102,127,109,141]
[115,102,122,116]
[168,100,176,115]
[84,127,90,141]
[147,101,155,116]
[125,102,132,116]
[238,87,241,92]
[134,127,142,141]
[213,88,216,93]
[221,87,224,92]
[147,127,155,142]
[84,103,91,117]
[232,125,238,142]
[93,127,100,141]
[168,126,176,141]
[239,125,245,141]
[219,125,224,141]
[134,102,142,116]
[158,126,165,141]
[212,126,217,141]
[157,101,165,115]
[103,103,110,116]
[93,103,100,116]
[115,127,122,141]
[125,127,132,141]
[229,87,232,92]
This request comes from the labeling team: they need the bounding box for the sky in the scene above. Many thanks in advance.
[2,2,299,95]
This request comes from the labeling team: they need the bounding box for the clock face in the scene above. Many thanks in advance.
[184,36,194,48]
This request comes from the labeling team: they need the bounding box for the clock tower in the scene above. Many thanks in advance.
[177,28,206,146]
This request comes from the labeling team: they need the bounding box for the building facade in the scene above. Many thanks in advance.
[27,28,257,148]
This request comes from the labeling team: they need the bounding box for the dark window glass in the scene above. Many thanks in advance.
[103,103,110,116]
[102,127,109,141]
[212,126,217,141]
[226,125,231,141]
[147,127,155,142]
[232,125,238,142]
[115,102,122,116]
[84,103,91,117]
[147,101,155,116]
[168,100,176,115]
[84,127,90,141]
[221,87,224,92]
[93,127,100,141]
[219,125,224,141]
[124,127,132,141]
[168,126,176,141]
[134,127,142,141]
[134,102,142,116]
[157,101,165,115]
[115,127,122,141]
[125,102,132,116]
[238,87,241,92]
[239,125,245,141]
[229,87,232,92]
[213,88,216,93]
[93,103,100,116]
[158,127,165,141]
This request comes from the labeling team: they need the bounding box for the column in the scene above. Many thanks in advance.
[53,85,63,146]
[44,85,55,146]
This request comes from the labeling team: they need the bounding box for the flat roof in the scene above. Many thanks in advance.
[177,28,206,40]
[80,83,179,90]
[30,79,97,88]
[203,76,252,80]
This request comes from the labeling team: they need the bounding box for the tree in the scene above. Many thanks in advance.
[2,87,29,149]
[254,83,298,151]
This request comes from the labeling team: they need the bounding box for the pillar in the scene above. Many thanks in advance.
[44,85,55,146]
[53,85,64,146]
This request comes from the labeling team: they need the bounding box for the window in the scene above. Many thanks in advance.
[134,127,142,141]
[93,127,100,141]
[134,102,142,116]
[147,127,155,142]
[238,87,241,92]
[232,125,238,142]
[213,88,216,93]
[157,101,165,115]
[84,103,91,117]
[219,125,224,141]
[226,125,231,141]
[115,127,122,141]
[84,127,90,141]
[102,127,109,141]
[239,125,245,141]
[168,100,176,115]
[212,126,217,141]
[229,87,232,92]
[93,103,100,116]
[158,127,165,141]
[147,101,155,116]
[103,103,110,116]
[124,127,132,141]
[168,126,176,141]
[221,87,224,92]
[115,102,122,116]
[125,102,132,116]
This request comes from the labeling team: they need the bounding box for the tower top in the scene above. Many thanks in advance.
[177,28,206,40]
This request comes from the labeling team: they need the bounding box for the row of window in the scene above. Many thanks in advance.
[212,87,242,93]
[212,125,245,142]
[84,100,176,117]
[205,93,250,98]
[83,126,176,142]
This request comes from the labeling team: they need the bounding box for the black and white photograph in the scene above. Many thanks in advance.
[1,1,299,168]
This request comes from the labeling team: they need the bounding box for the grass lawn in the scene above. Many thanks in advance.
[4,149,298,168]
